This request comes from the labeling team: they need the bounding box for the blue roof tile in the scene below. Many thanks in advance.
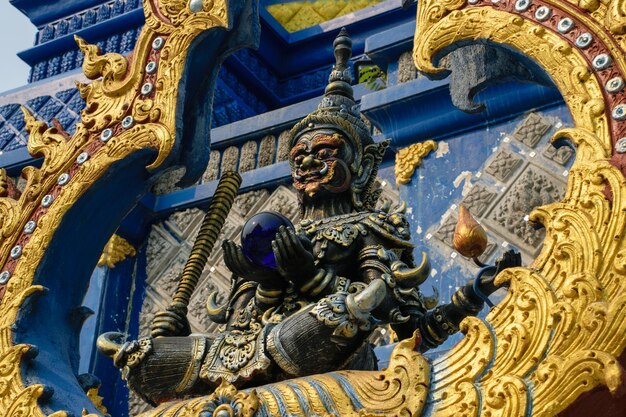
[37,98,64,120]
[0,104,20,120]
[26,96,50,112]
[0,126,18,150]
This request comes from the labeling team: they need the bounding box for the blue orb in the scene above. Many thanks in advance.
[241,211,294,269]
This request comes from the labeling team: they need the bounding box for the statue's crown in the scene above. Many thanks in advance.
[288,28,374,155]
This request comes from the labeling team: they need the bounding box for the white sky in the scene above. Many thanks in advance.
[0,1,36,94]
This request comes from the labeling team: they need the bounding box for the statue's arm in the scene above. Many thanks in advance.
[392,250,522,351]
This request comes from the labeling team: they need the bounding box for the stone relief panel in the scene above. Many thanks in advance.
[146,225,180,279]
[188,275,226,331]
[460,184,497,217]
[129,391,151,416]
[258,135,277,168]
[397,51,418,84]
[434,213,458,247]
[424,109,571,275]
[202,150,221,182]
[239,140,258,172]
[485,150,523,182]
[485,164,565,254]
[149,250,190,297]
[276,130,291,162]
[543,143,574,166]
[221,146,240,172]
[165,207,204,241]
[257,185,301,222]
[512,112,551,148]
[234,189,270,218]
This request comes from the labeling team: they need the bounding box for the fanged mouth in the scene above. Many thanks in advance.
[294,162,329,181]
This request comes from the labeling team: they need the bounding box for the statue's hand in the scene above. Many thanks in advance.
[151,304,191,338]
[272,226,316,285]
[222,240,283,288]
[477,249,522,296]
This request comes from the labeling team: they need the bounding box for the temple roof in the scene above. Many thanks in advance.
[267,0,384,33]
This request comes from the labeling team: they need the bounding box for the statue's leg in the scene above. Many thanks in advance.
[106,335,215,405]
[266,304,376,378]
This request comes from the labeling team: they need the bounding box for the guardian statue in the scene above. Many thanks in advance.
[97,29,520,406]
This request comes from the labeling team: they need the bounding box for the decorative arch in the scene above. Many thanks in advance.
[413,1,626,416]
[0,0,259,415]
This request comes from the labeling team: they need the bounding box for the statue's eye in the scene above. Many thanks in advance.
[317,149,332,159]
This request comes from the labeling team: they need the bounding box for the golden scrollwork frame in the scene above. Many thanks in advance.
[0,0,235,415]
[413,1,626,416]
[0,0,625,416]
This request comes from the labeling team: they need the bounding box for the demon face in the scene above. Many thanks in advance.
[290,129,355,200]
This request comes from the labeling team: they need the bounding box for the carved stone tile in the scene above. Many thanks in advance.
[543,143,574,166]
[258,135,276,168]
[259,185,300,222]
[152,167,184,195]
[129,390,152,416]
[150,250,189,298]
[166,208,204,240]
[146,225,180,280]
[485,150,523,182]
[239,140,258,172]
[460,184,497,217]
[512,113,551,148]
[277,130,291,162]
[203,258,233,293]
[486,165,565,252]
[138,289,167,338]
[188,275,226,333]
[398,51,417,84]
[221,146,239,172]
[235,189,270,218]
[202,150,221,183]
[434,214,458,246]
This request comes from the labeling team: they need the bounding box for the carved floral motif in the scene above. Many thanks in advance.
[394,140,437,185]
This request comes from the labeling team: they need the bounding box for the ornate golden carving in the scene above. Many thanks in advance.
[0,169,20,199]
[98,234,137,268]
[413,1,626,416]
[144,380,259,417]
[394,139,437,185]
[86,387,109,416]
[0,0,231,416]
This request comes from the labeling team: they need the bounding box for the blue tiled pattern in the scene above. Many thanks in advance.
[232,49,334,100]
[35,0,142,46]
[0,88,84,152]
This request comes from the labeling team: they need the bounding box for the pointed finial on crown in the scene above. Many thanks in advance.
[325,28,354,100]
